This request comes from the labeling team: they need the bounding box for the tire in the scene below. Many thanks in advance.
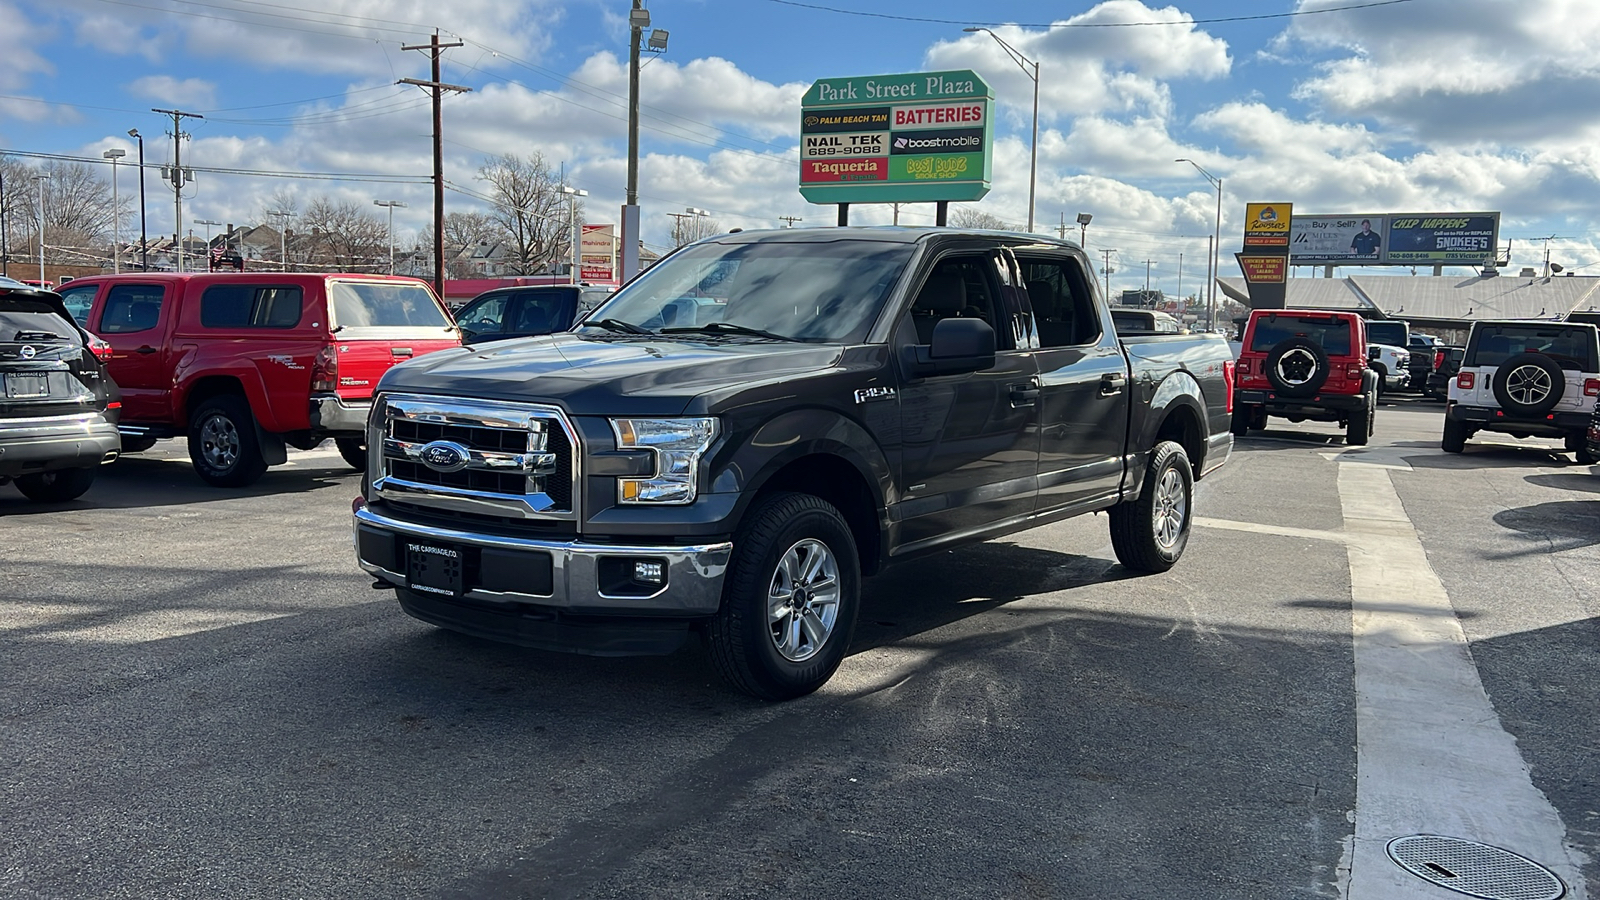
[187,395,268,488]
[1250,406,1268,430]
[14,466,97,502]
[1109,441,1193,574]
[709,492,861,701]
[119,436,158,453]
[336,437,367,471]
[1264,337,1330,398]
[1230,405,1251,438]
[1441,416,1469,453]
[1371,364,1387,399]
[1346,392,1373,446]
[1491,352,1564,416]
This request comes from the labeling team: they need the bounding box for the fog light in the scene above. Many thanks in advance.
[634,560,665,584]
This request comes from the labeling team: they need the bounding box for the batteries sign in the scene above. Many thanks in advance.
[799,70,992,204]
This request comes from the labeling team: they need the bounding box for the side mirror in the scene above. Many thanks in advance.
[911,318,996,376]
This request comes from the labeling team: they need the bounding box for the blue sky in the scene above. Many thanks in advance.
[4,0,1598,297]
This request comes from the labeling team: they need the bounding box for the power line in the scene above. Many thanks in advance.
[0,148,432,183]
[760,0,1417,28]
[86,0,435,39]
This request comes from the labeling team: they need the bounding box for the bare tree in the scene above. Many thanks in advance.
[670,213,722,248]
[478,153,572,275]
[950,206,1014,231]
[0,158,124,267]
[418,210,509,279]
[300,196,387,272]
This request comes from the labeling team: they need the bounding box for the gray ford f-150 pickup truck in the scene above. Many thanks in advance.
[353,227,1235,699]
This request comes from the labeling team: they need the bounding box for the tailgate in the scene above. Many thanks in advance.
[333,337,459,402]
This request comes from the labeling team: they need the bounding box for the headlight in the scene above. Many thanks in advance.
[610,417,718,504]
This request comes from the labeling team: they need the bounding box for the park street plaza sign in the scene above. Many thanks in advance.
[799,70,993,205]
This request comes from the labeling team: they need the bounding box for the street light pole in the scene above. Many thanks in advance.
[34,173,48,284]
[1176,158,1223,330]
[195,218,220,269]
[128,129,148,271]
[1076,212,1092,249]
[558,187,587,284]
[964,27,1040,233]
[374,200,407,275]
[103,148,126,273]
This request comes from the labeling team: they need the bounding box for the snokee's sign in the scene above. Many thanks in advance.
[799,70,993,205]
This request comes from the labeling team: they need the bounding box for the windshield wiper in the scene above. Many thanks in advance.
[661,322,800,342]
[584,318,655,335]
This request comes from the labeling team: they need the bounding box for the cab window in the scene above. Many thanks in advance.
[97,284,166,334]
[1017,257,1101,348]
[907,255,1007,347]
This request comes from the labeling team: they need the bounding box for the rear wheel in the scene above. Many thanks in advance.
[335,438,367,471]
[188,395,268,487]
[1109,441,1192,574]
[14,466,97,502]
[1564,432,1597,465]
[1346,393,1374,446]
[1442,416,1469,453]
[708,492,861,701]
[1229,405,1251,438]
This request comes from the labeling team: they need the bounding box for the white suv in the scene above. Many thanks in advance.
[1444,321,1600,462]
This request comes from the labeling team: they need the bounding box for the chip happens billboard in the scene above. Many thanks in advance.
[1289,212,1500,265]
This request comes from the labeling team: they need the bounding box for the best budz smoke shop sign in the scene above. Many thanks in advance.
[799,70,993,204]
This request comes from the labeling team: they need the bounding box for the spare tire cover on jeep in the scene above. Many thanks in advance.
[1492,351,1565,416]
[1265,337,1330,398]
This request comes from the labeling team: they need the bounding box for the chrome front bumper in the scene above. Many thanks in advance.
[353,503,732,616]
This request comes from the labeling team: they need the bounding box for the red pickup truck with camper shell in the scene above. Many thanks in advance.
[56,272,460,486]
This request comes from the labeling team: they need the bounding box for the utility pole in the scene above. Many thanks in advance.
[1177,252,1183,307]
[402,32,469,299]
[2,168,9,277]
[1057,212,1067,241]
[153,108,202,273]
[1144,258,1156,293]
[667,212,691,246]
[778,216,802,228]
[1101,248,1117,304]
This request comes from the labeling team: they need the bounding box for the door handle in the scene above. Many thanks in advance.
[135,346,157,355]
[1100,372,1126,396]
[1009,381,1040,408]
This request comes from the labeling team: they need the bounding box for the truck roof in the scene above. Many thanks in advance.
[698,225,1082,250]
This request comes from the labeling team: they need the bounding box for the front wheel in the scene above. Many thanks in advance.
[14,466,97,502]
[1109,441,1193,574]
[335,438,367,471]
[708,492,860,701]
[188,395,268,487]
[1441,416,1468,453]
[1230,405,1251,438]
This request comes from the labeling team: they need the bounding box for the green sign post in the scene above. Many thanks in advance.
[799,70,993,206]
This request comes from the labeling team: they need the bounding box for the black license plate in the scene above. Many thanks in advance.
[406,541,464,597]
[4,373,49,399]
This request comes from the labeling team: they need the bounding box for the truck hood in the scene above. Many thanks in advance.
[377,332,844,416]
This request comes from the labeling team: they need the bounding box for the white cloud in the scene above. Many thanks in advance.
[125,75,217,109]
[924,1,1230,120]
[1287,0,1600,145]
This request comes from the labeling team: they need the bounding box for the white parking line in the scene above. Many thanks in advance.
[1337,464,1586,898]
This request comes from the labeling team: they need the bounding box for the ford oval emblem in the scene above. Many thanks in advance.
[20,345,36,359]
[418,440,470,473]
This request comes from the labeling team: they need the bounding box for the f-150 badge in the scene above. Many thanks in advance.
[854,386,896,403]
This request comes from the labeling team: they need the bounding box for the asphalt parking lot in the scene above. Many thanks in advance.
[4,394,1598,899]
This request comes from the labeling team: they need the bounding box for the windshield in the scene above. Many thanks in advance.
[330,281,451,329]
[581,239,914,342]
[1250,314,1353,356]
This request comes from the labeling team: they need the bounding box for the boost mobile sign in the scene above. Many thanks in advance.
[1289,212,1500,265]
[799,70,993,205]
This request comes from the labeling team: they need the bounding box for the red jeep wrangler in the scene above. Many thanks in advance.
[57,273,460,487]
[1231,309,1377,445]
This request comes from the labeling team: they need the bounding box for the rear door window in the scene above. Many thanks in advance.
[97,284,166,334]
[1468,325,1599,370]
[329,281,451,332]
[1017,256,1101,348]
[1250,315,1352,356]
[200,284,303,328]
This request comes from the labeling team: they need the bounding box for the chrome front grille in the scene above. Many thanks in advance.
[372,393,578,520]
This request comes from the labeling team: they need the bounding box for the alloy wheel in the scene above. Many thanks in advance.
[1153,467,1188,551]
[199,413,240,472]
[767,538,841,662]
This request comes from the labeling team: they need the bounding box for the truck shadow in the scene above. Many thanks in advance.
[1487,499,1600,559]
[1404,444,1575,470]
[1524,472,1600,493]
[0,454,356,514]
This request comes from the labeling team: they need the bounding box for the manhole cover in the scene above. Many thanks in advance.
[1386,835,1564,900]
